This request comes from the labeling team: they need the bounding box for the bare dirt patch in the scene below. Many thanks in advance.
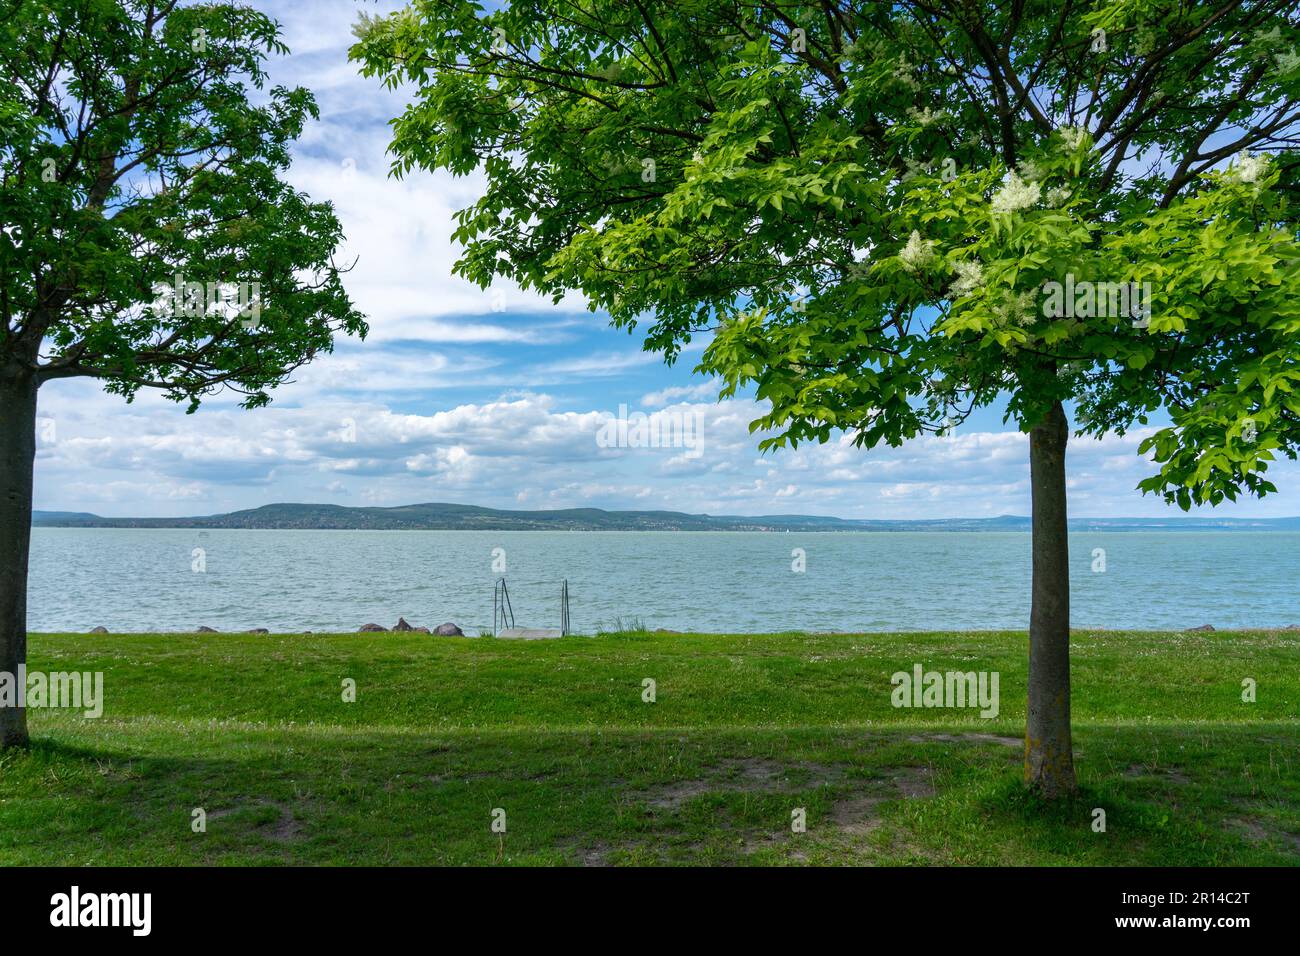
[1124,764,1191,784]
[623,758,936,863]
[631,757,844,810]
[907,732,1021,748]
[565,841,614,866]
[828,765,935,834]
[207,799,303,842]
[638,778,716,811]
[891,765,936,798]
[829,794,886,835]
[1223,817,1300,852]
[267,809,302,842]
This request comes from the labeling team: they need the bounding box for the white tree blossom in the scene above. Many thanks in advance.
[908,106,947,126]
[993,289,1038,327]
[1045,185,1073,208]
[898,230,937,272]
[892,56,920,90]
[949,259,984,297]
[1226,151,1270,185]
[991,170,1041,214]
[1058,126,1089,151]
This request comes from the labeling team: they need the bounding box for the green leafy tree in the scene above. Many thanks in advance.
[355,1,1300,795]
[356,0,1300,796]
[0,1,365,747]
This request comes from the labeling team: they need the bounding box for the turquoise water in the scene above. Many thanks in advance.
[25,528,1300,634]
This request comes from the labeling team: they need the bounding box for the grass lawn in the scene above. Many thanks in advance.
[0,629,1296,866]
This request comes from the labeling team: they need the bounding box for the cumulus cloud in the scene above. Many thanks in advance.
[33,376,1300,519]
[641,381,722,407]
[26,0,1300,521]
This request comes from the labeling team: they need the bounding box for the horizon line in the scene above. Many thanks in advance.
[30,501,1300,524]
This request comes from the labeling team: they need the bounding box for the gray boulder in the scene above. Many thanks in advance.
[393,617,415,632]
[197,625,219,633]
[434,623,463,636]
[358,623,387,632]
[90,626,108,634]
[1185,624,1215,632]
[412,626,431,634]
[247,628,269,634]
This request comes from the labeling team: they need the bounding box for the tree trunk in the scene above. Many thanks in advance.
[1024,399,1076,796]
[0,370,37,749]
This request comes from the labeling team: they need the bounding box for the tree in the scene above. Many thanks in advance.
[353,1,1300,795]
[0,1,365,747]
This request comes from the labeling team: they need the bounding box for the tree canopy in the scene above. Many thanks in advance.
[353,0,1300,507]
[1,0,365,408]
[0,0,364,750]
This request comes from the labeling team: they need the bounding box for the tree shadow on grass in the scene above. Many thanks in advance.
[962,735,1300,866]
[2,727,1295,865]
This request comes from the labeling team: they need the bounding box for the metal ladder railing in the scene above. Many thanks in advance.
[492,577,572,636]
[493,578,515,636]
[561,579,570,636]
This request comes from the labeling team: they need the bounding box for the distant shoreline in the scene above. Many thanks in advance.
[30,502,1300,533]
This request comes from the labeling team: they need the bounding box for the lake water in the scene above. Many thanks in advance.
[24,528,1299,634]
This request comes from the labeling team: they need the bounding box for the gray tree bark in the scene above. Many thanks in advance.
[1024,399,1077,796]
[0,368,37,748]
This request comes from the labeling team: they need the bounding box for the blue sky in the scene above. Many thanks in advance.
[29,0,1300,519]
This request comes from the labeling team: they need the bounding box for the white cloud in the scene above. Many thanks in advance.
[32,379,1300,518]
[25,1,1300,523]
[642,381,721,407]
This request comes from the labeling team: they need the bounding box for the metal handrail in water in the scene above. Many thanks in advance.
[493,578,515,636]
[560,579,570,636]
[493,577,572,637]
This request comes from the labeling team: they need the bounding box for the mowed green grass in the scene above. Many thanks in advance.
[0,629,1296,866]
